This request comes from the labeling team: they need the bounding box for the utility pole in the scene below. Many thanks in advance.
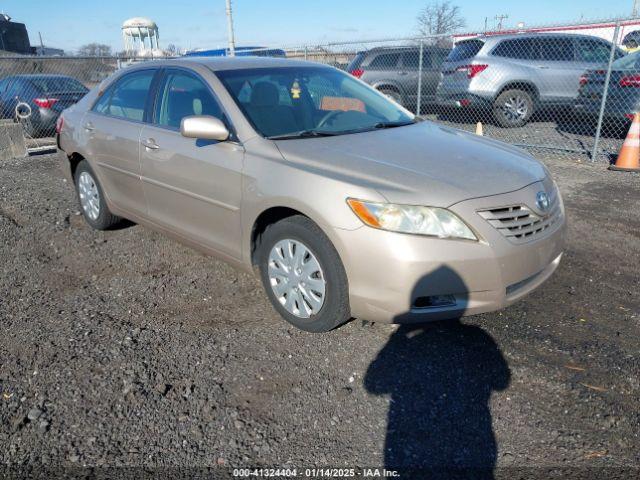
[634,0,639,17]
[495,14,508,31]
[38,32,45,53]
[225,0,236,57]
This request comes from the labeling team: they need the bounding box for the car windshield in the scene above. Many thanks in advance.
[216,66,415,139]
[612,50,640,70]
[28,76,88,93]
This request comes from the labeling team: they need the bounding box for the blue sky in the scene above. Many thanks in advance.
[4,0,635,52]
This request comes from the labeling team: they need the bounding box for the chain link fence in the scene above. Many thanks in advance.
[1,16,639,161]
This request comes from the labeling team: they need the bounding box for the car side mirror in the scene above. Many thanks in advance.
[180,115,229,141]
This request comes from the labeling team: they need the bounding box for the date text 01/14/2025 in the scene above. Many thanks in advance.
[232,468,401,477]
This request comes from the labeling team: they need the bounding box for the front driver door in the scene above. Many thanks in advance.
[140,68,244,260]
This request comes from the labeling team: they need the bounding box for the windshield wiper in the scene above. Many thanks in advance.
[372,120,417,129]
[268,129,339,140]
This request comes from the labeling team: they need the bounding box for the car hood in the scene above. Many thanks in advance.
[274,121,546,207]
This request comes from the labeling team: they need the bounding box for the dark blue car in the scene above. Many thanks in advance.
[0,74,88,137]
[183,46,286,58]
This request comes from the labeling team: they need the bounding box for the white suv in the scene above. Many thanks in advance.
[436,33,624,127]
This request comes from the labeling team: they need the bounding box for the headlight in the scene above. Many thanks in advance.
[347,198,477,241]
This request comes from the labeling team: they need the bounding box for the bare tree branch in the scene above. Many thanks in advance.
[417,1,466,36]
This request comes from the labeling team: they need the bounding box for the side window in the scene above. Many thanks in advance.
[576,39,613,63]
[92,70,155,121]
[92,83,116,115]
[367,52,401,70]
[431,49,450,67]
[156,71,223,129]
[493,39,534,60]
[537,38,574,61]
[401,50,432,69]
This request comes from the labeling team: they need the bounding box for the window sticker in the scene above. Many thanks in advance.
[320,96,366,112]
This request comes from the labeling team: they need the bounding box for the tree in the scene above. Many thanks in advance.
[77,43,112,57]
[166,43,182,56]
[417,1,466,36]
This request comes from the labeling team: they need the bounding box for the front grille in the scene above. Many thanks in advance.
[477,195,561,244]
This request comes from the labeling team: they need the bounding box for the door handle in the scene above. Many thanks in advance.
[142,138,160,150]
[84,122,95,131]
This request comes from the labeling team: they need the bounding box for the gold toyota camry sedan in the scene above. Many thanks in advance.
[57,57,566,332]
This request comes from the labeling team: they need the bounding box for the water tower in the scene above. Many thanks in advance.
[122,17,162,56]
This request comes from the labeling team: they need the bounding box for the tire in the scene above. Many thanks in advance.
[257,215,351,332]
[74,160,121,230]
[378,88,404,107]
[492,88,534,128]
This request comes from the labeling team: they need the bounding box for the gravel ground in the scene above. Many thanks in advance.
[0,150,639,479]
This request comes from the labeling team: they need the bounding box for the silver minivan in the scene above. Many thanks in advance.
[437,33,624,127]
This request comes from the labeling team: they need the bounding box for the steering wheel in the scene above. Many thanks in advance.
[317,110,343,129]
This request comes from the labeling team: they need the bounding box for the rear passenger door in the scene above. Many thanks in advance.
[82,68,158,216]
[533,37,581,104]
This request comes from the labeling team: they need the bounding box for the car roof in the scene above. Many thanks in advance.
[362,45,450,54]
[460,32,609,43]
[127,56,322,72]
[8,74,76,79]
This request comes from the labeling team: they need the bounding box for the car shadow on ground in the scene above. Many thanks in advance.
[364,266,511,479]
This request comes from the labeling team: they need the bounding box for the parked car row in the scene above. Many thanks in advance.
[348,32,628,128]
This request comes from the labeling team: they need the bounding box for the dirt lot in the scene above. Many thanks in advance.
[0,150,639,479]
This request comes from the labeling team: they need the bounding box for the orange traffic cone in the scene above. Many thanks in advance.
[610,112,640,172]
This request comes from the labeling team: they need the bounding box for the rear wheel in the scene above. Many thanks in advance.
[492,89,534,128]
[257,215,351,332]
[378,88,404,107]
[74,160,121,230]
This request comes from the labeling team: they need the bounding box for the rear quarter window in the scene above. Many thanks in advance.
[347,52,366,72]
[366,52,401,69]
[447,40,484,62]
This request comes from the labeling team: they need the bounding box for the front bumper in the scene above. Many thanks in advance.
[332,179,566,323]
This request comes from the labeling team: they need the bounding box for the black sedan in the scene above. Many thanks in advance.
[0,74,88,137]
[575,51,640,130]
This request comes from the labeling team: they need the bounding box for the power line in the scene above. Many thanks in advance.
[495,14,509,31]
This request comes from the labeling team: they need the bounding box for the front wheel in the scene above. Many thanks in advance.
[74,160,121,230]
[257,215,351,332]
[492,89,534,128]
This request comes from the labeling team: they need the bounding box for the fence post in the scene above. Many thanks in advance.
[304,45,308,61]
[591,22,621,162]
[416,39,424,116]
